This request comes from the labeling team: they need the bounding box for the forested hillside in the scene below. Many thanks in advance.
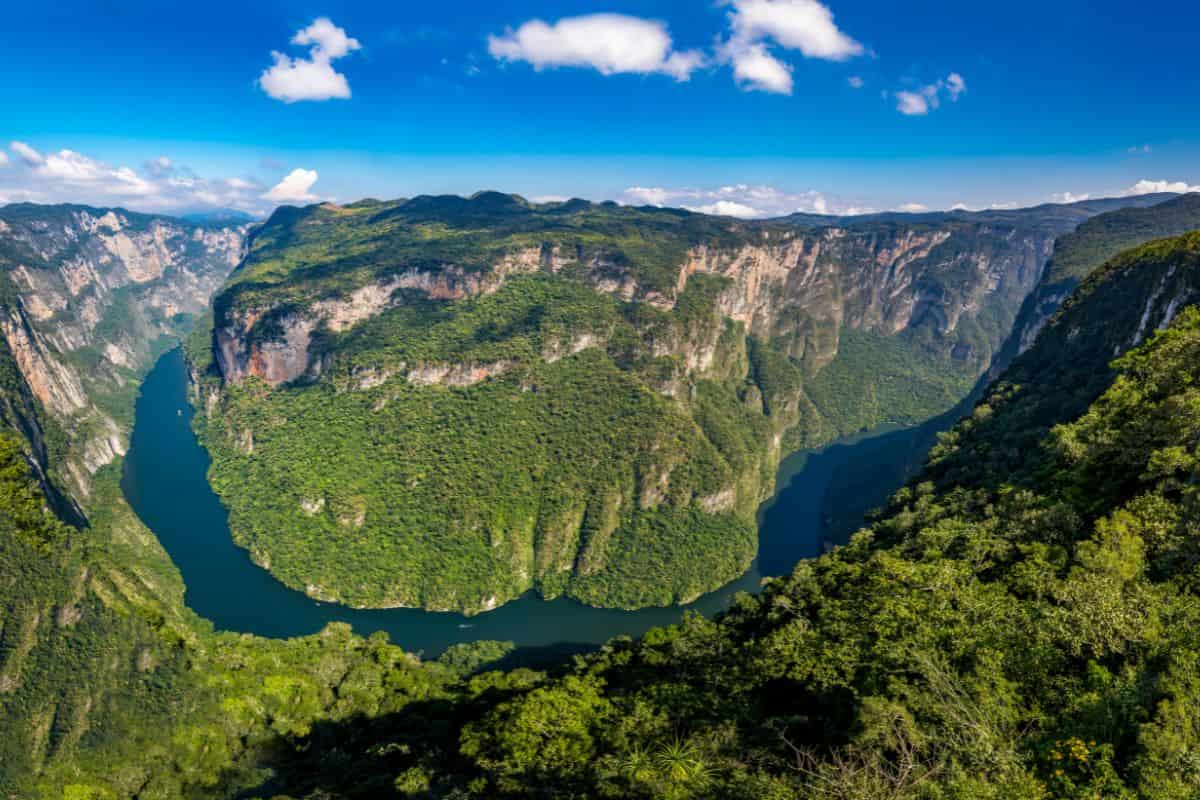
[193,193,1153,613]
[995,192,1200,371]
[224,229,1200,799]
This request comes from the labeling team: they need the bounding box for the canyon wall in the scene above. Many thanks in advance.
[0,204,247,502]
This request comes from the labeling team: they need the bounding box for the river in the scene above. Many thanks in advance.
[122,347,943,660]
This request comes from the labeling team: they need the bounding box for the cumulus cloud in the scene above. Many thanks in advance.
[689,200,765,218]
[894,72,966,116]
[721,0,863,95]
[488,14,705,81]
[896,202,928,213]
[1122,178,1200,196]
[0,141,296,214]
[263,168,320,203]
[622,184,873,218]
[729,43,794,93]
[260,17,362,103]
[0,150,8,168]
[489,2,862,95]
[726,0,863,61]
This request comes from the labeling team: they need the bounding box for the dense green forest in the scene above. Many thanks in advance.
[198,272,782,612]
[0,215,1197,797]
[196,192,1114,612]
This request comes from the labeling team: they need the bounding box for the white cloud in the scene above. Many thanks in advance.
[1122,179,1200,196]
[10,141,44,166]
[292,16,360,60]
[894,73,966,116]
[263,168,320,203]
[689,200,764,218]
[488,14,705,81]
[895,90,932,115]
[621,183,867,218]
[726,0,863,61]
[1127,144,1152,154]
[0,150,7,168]
[896,202,928,213]
[847,75,864,89]
[720,0,863,96]
[530,194,570,204]
[729,43,793,93]
[260,17,361,103]
[1050,191,1091,204]
[0,141,278,213]
[945,72,966,100]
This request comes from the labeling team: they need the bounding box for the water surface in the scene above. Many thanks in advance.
[123,348,939,658]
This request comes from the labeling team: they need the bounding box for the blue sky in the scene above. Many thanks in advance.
[1,0,1197,217]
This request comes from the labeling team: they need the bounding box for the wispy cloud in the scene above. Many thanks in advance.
[10,141,44,166]
[847,75,864,89]
[488,14,705,81]
[1049,191,1091,204]
[622,184,871,217]
[0,141,308,214]
[259,17,362,103]
[895,72,966,116]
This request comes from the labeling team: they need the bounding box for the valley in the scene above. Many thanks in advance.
[189,192,1173,613]
[123,345,930,657]
[2,190,1199,798]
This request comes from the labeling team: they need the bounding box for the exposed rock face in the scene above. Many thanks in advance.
[215,221,1056,389]
[0,203,248,501]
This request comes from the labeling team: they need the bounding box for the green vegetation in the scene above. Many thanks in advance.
[201,193,1084,612]
[201,274,774,612]
[220,193,753,320]
[1042,193,1200,290]
[211,234,1200,800]
[2,214,1200,798]
[804,326,978,441]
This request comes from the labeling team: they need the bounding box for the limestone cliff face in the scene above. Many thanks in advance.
[0,203,247,501]
[214,219,1054,392]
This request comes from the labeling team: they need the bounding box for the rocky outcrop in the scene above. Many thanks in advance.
[0,203,248,501]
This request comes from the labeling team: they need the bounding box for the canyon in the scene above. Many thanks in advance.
[193,192,1174,613]
[0,204,247,504]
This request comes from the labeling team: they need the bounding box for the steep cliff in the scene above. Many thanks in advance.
[192,192,1164,613]
[0,204,247,502]
[989,192,1200,378]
